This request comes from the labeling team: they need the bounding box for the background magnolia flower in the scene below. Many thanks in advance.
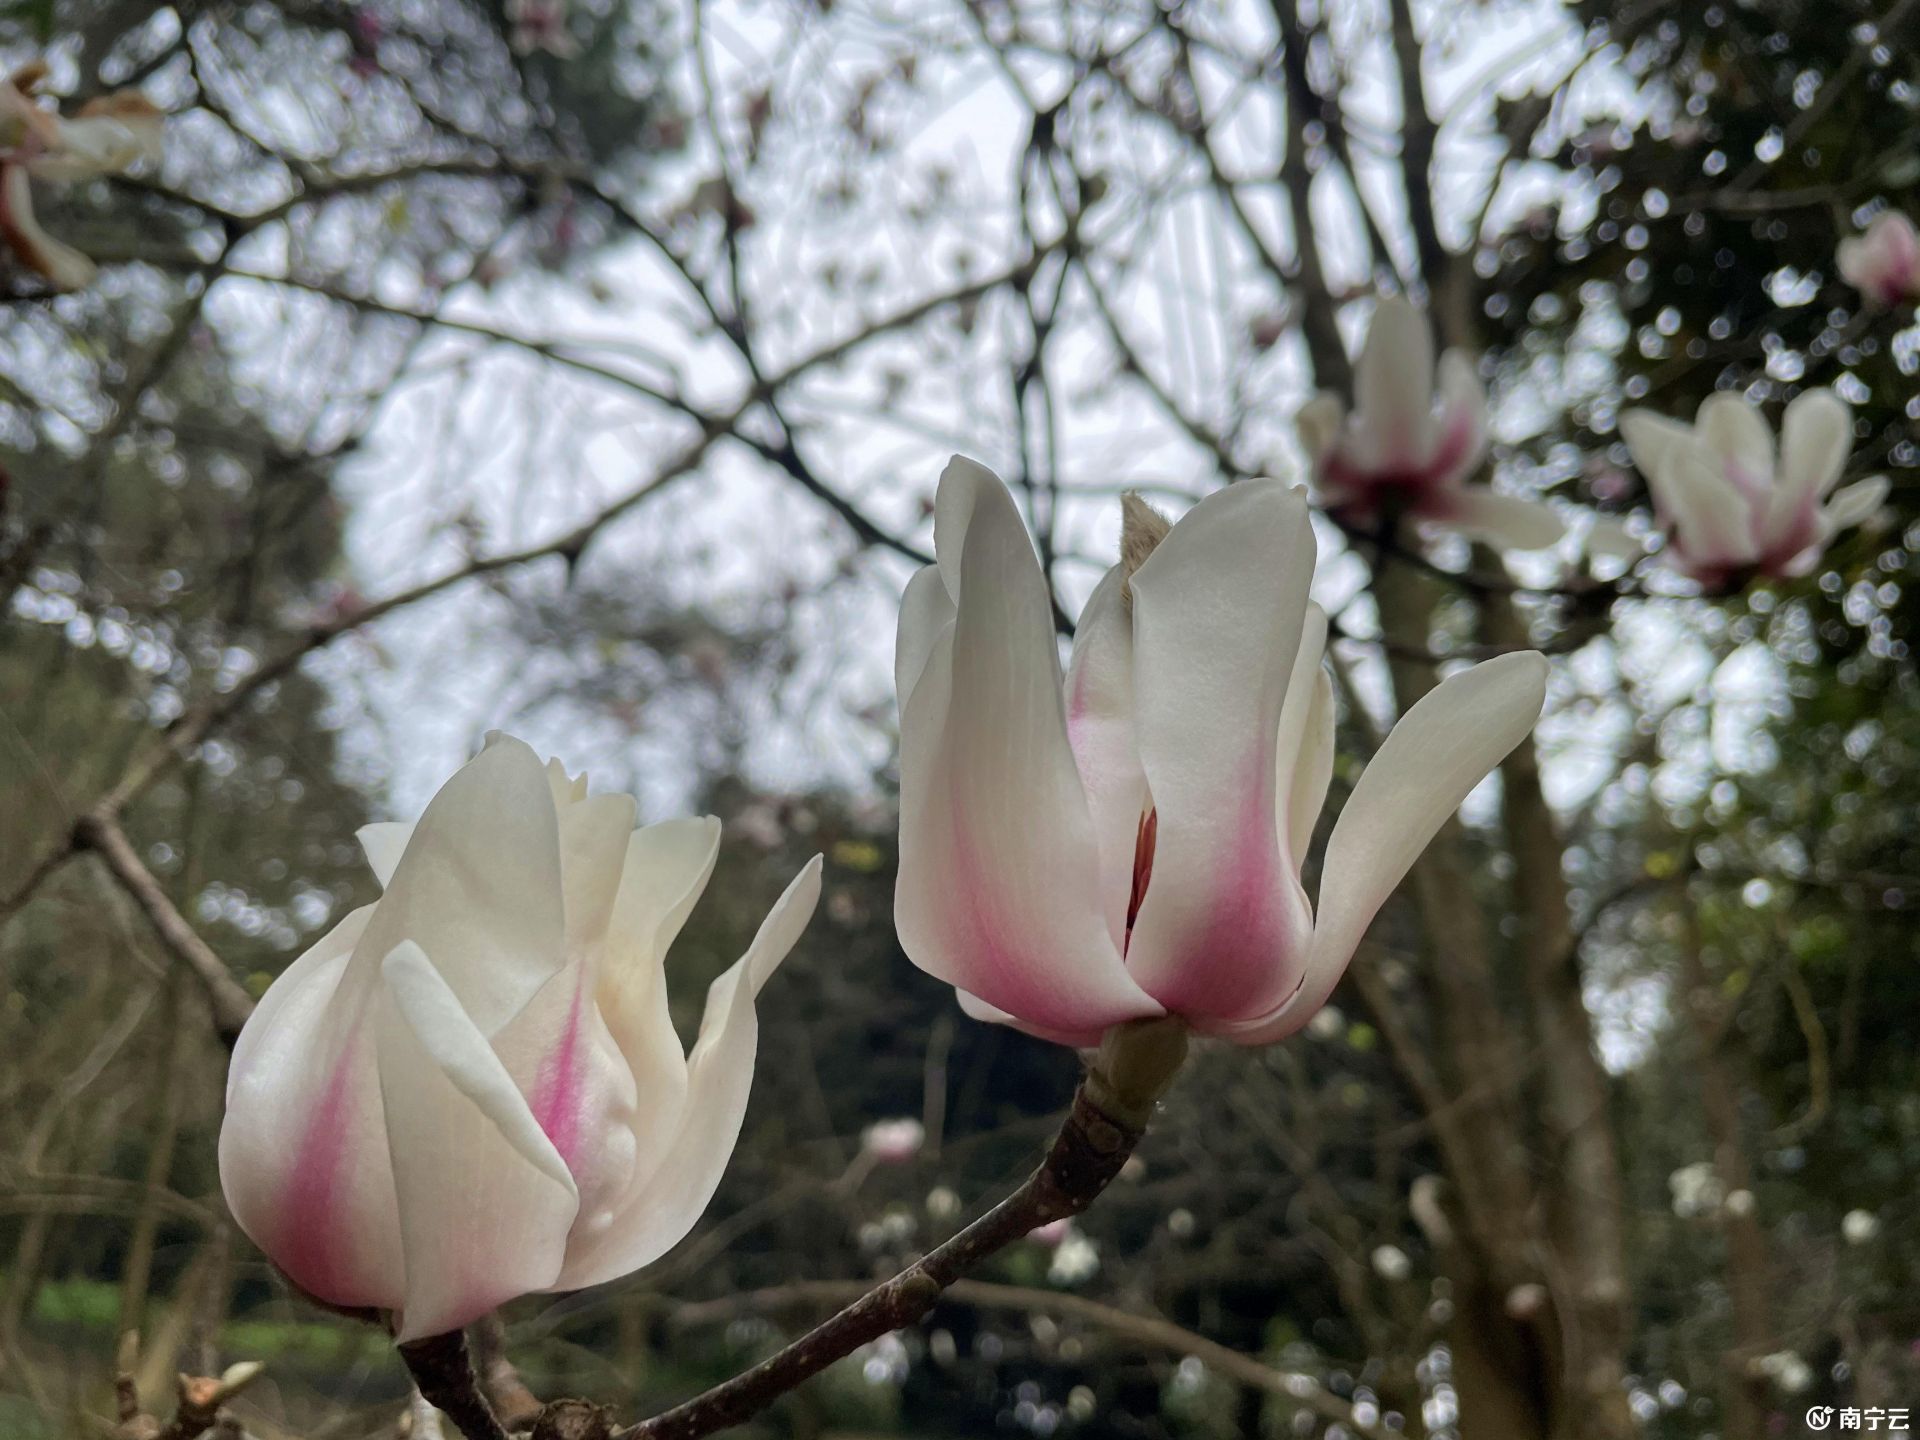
[1619,389,1888,588]
[219,734,820,1342]
[1,70,163,290]
[861,1116,926,1163]
[893,458,1548,1050]
[1837,211,1920,306]
[1296,296,1564,552]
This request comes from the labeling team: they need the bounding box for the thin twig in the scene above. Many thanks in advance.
[619,1023,1185,1440]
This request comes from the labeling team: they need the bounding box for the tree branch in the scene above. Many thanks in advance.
[619,1022,1185,1440]
[71,813,256,1044]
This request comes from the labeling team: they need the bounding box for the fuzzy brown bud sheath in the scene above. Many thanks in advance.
[621,1027,1186,1440]
[1118,492,1172,611]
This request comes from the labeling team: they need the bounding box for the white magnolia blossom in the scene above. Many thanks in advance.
[506,0,579,56]
[219,735,821,1341]
[1,74,163,290]
[1837,211,1920,307]
[861,1116,926,1163]
[1297,296,1564,552]
[893,458,1548,1049]
[1619,389,1888,588]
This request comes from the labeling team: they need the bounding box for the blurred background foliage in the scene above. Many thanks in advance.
[3,0,1918,1438]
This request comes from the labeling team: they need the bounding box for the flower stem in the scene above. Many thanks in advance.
[399,1329,511,1440]
[622,1026,1181,1440]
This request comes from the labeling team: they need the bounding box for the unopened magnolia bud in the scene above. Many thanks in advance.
[1119,492,1172,611]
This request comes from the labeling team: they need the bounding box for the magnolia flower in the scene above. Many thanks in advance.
[506,0,579,56]
[1,72,163,290]
[219,735,821,1341]
[861,1117,926,1163]
[1837,211,1920,306]
[894,458,1548,1049]
[1618,389,1888,588]
[1297,296,1564,552]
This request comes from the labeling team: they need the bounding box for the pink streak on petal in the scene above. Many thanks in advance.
[1320,405,1478,524]
[274,1035,362,1304]
[944,815,1134,1036]
[1138,747,1307,1026]
[530,972,589,1171]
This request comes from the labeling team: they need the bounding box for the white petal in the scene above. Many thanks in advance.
[597,817,723,1160]
[220,906,402,1314]
[355,823,412,889]
[376,942,578,1341]
[1822,475,1890,532]
[1445,490,1567,552]
[895,460,1157,1035]
[1427,352,1491,486]
[1653,447,1755,568]
[1618,410,1696,489]
[355,734,566,1034]
[1064,564,1149,950]
[1778,389,1852,499]
[557,791,638,955]
[956,988,1107,1049]
[556,857,821,1289]
[1356,296,1437,465]
[1267,651,1548,1041]
[1286,668,1337,865]
[1124,480,1317,1026]
[1273,605,1331,868]
[1296,393,1346,462]
[1695,393,1775,500]
[896,564,957,711]
[1585,516,1646,565]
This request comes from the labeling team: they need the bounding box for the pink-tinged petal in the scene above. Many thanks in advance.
[895,459,1158,1036]
[1660,448,1757,571]
[896,565,957,711]
[1762,389,1852,555]
[220,905,404,1314]
[489,959,639,1234]
[375,942,578,1342]
[556,857,821,1290]
[1123,480,1317,1026]
[1425,352,1491,490]
[1695,393,1775,508]
[1063,564,1149,950]
[1444,490,1567,552]
[355,734,565,1034]
[956,988,1107,1049]
[1619,411,1754,570]
[1356,296,1438,466]
[1232,652,1548,1047]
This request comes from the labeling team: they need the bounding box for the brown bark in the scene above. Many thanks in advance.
[1483,592,1636,1440]
[1679,918,1773,1438]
